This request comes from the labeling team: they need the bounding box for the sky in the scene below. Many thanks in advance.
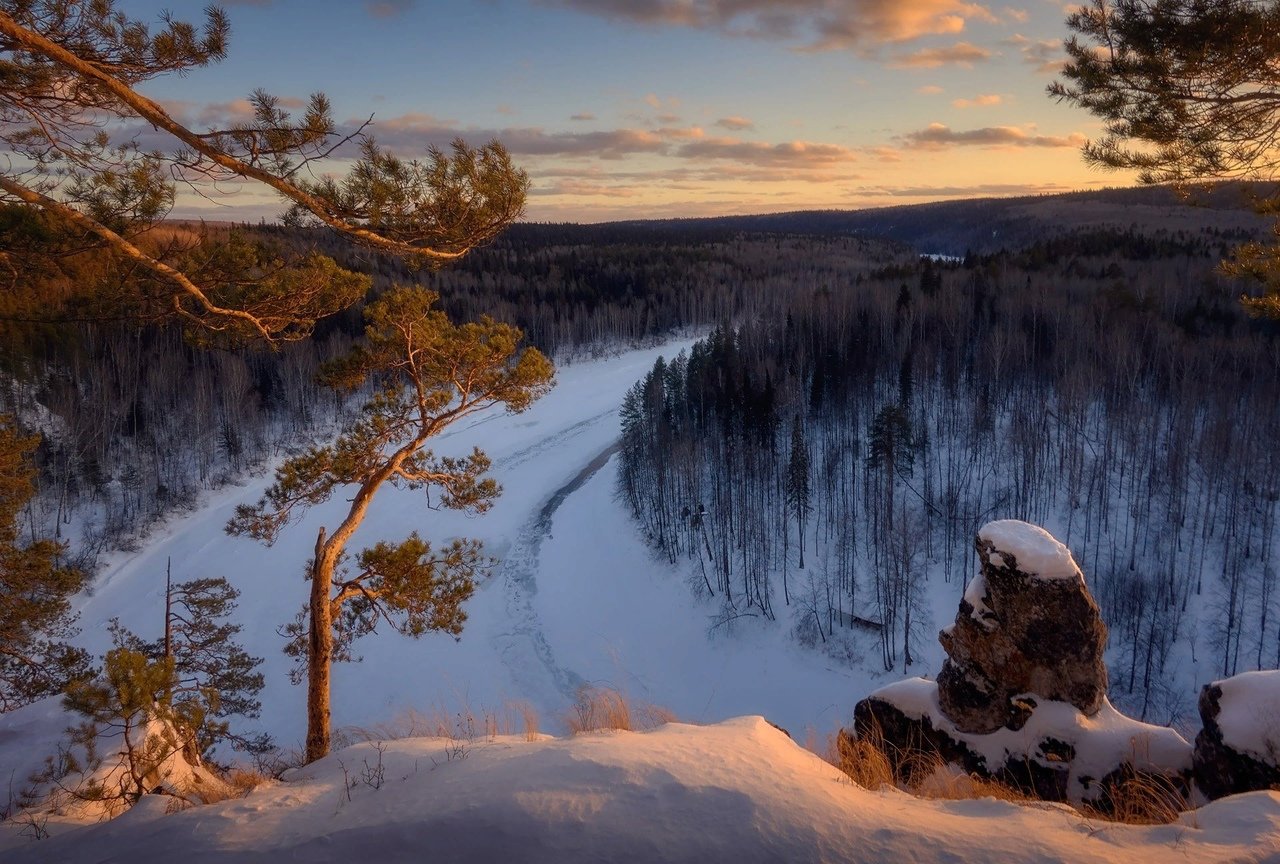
[116,0,1131,223]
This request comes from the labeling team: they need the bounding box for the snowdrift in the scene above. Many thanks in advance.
[4,716,1278,863]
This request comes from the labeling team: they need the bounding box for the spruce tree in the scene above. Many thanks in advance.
[785,415,812,584]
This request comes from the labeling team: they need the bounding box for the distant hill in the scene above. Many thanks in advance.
[512,182,1277,257]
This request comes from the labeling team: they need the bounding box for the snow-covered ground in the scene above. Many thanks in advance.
[45,340,895,757]
[7,717,1279,863]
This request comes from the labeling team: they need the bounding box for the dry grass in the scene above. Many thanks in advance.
[1082,772,1190,826]
[338,701,544,747]
[566,686,677,734]
[831,729,896,791]
[568,687,632,733]
[913,761,1037,806]
[510,701,540,742]
[224,767,272,798]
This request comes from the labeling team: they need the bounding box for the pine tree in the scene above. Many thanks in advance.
[107,568,267,757]
[60,648,210,811]
[0,417,90,711]
[1049,0,1280,315]
[0,2,527,342]
[226,287,554,762]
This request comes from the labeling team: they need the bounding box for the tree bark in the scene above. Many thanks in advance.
[306,527,335,763]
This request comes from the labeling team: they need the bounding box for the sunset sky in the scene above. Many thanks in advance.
[121,0,1131,223]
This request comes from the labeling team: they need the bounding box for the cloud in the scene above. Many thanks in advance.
[532,179,643,198]
[354,114,854,171]
[1005,33,1064,74]
[900,122,1086,149]
[539,0,997,48]
[535,163,860,185]
[853,181,1077,198]
[1001,5,1028,23]
[570,112,597,121]
[951,93,1003,108]
[655,126,706,139]
[675,136,856,167]
[151,96,306,135]
[715,115,756,131]
[867,146,903,162]
[888,41,991,67]
[917,85,945,95]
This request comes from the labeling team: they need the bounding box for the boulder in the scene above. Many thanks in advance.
[851,678,1192,808]
[937,520,1108,734]
[1194,671,1280,800]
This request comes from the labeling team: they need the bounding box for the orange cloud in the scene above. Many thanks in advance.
[890,42,992,67]
[715,115,756,131]
[952,93,1003,108]
[676,136,856,167]
[540,1,997,48]
[900,122,1086,148]
[341,114,854,172]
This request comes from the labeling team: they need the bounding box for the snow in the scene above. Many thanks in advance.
[18,341,876,760]
[978,520,1082,581]
[0,697,228,824]
[1214,670,1280,763]
[962,571,996,630]
[0,698,74,806]
[870,678,1192,802]
[4,716,1278,863]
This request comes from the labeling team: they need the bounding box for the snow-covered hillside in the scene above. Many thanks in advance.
[52,341,896,757]
[6,717,1279,863]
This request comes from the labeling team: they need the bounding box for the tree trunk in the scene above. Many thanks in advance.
[306,527,335,763]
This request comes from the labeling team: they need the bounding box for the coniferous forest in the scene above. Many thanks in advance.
[618,229,1280,725]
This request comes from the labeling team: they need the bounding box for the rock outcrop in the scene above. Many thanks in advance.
[937,520,1108,734]
[851,678,1192,807]
[1194,671,1280,800]
[848,520,1190,809]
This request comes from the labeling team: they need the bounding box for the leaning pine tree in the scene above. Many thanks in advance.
[227,287,554,762]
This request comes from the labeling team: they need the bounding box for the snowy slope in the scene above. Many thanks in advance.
[6,717,1279,863]
[47,340,899,759]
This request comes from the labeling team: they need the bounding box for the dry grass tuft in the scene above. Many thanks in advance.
[1084,772,1190,825]
[566,686,678,734]
[510,701,540,742]
[832,729,896,791]
[634,702,679,730]
[224,767,272,798]
[912,760,1036,805]
[568,686,633,733]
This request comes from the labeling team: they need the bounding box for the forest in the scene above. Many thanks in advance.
[617,226,1280,726]
[4,193,1276,731]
